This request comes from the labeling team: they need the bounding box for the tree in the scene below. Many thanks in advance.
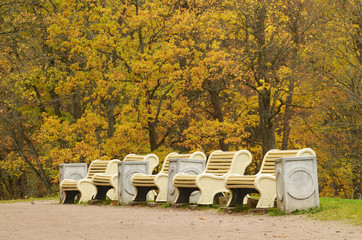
[303,0,361,198]
[0,0,57,194]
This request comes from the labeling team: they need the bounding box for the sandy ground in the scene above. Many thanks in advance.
[0,200,360,240]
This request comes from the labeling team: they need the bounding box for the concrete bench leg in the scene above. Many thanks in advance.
[255,178,276,208]
[78,180,97,203]
[106,189,117,200]
[189,191,200,204]
[197,177,227,205]
[154,175,168,202]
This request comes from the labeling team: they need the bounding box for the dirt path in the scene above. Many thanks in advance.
[0,200,360,240]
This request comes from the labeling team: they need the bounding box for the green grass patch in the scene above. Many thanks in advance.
[224,197,361,226]
[291,206,320,215]
[160,203,170,208]
[268,208,285,216]
[191,204,219,210]
[267,198,361,225]
[0,196,58,204]
[309,198,362,225]
[232,204,249,213]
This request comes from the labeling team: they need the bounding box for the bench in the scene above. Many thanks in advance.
[225,148,316,208]
[92,154,159,201]
[131,151,206,202]
[60,159,120,203]
[172,150,252,205]
[59,163,87,203]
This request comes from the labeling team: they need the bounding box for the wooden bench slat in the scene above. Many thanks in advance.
[132,176,155,181]
[227,176,257,181]
[227,184,255,188]
[208,162,231,166]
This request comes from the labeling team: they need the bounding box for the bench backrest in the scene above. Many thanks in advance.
[86,159,120,179]
[160,151,207,174]
[124,154,159,175]
[259,148,316,175]
[205,150,252,176]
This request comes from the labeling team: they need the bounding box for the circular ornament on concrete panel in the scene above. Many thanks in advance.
[287,167,315,200]
[67,172,84,181]
[183,168,199,175]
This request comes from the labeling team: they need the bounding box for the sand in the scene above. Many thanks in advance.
[0,200,360,240]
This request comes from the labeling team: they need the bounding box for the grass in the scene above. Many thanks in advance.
[224,197,361,225]
[309,198,362,225]
[0,196,58,204]
[267,198,361,225]
[160,203,170,208]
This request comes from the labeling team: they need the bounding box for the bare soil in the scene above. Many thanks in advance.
[0,200,360,240]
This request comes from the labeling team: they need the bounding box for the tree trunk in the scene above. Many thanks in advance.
[282,2,302,149]
[17,122,53,193]
[281,84,294,150]
[208,89,229,151]
[148,120,158,152]
[254,1,276,155]
[107,108,116,138]
[49,88,62,118]
[258,92,276,155]
[72,90,82,121]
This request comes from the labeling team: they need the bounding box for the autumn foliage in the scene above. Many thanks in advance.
[0,0,360,199]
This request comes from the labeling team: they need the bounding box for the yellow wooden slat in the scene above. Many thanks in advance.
[208,162,231,166]
[132,179,154,183]
[207,169,229,172]
[133,184,154,187]
[227,176,256,179]
[226,182,253,185]
[132,181,154,184]
[173,184,197,188]
[133,176,155,180]
[212,152,236,157]
[168,154,192,159]
[175,175,197,179]
[227,184,255,188]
